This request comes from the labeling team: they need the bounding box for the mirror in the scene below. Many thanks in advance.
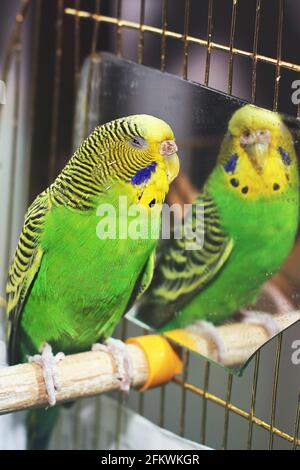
[75,52,300,375]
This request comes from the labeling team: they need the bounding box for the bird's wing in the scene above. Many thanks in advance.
[136,193,234,329]
[125,249,156,313]
[6,192,49,364]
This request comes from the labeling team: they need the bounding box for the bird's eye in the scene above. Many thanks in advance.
[128,136,148,149]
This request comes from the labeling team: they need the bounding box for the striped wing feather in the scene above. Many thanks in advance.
[137,193,233,329]
[6,192,49,363]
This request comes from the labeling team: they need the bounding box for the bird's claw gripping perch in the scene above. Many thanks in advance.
[28,343,65,407]
[92,338,133,392]
[239,284,291,340]
[187,320,226,363]
[240,309,280,338]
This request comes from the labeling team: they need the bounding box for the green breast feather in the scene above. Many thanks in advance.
[7,182,160,364]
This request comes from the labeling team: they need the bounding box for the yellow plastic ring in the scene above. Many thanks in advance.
[126,334,182,391]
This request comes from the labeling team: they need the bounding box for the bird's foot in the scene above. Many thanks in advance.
[240,309,280,338]
[262,283,294,314]
[187,320,226,363]
[92,338,133,392]
[28,343,65,407]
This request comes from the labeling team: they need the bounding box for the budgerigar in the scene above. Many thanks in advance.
[6,115,179,448]
[137,105,299,358]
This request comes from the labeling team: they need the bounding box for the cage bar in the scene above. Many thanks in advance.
[48,0,64,182]
[64,8,300,73]
[251,0,261,103]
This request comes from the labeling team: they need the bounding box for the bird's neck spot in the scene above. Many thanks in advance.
[278,146,291,166]
[224,153,238,174]
[130,161,157,186]
[223,149,292,199]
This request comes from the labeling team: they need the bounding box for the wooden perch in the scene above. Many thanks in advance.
[0,344,149,415]
[167,311,300,366]
[0,311,299,415]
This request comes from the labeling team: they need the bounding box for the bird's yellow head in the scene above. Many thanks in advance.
[126,114,180,185]
[218,104,298,199]
[78,114,179,209]
[111,114,180,209]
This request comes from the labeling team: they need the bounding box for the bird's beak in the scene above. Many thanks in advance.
[160,140,180,183]
[240,129,271,173]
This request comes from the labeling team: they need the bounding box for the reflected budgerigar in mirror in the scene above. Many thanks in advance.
[137,104,299,363]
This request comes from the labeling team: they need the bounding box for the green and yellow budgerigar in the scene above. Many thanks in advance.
[6,114,179,448]
[137,105,299,353]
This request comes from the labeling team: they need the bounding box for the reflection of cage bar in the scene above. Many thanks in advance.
[1,0,300,450]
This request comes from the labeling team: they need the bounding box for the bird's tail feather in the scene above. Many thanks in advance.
[26,406,60,450]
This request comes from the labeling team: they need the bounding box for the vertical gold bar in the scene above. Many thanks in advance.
[251,0,261,103]
[200,361,210,445]
[269,333,283,449]
[4,12,22,276]
[273,0,284,111]
[179,349,190,437]
[89,0,101,59]
[204,0,213,86]
[0,0,31,94]
[48,0,64,183]
[160,0,168,72]
[182,0,190,80]
[138,0,145,65]
[83,0,101,139]
[222,373,233,450]
[292,391,300,450]
[72,0,81,137]
[11,43,21,187]
[116,0,123,57]
[247,351,260,449]
[26,0,41,183]
[227,0,238,95]
[74,0,81,93]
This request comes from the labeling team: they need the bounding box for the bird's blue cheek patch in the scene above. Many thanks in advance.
[224,153,238,174]
[278,147,291,166]
[131,161,157,185]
